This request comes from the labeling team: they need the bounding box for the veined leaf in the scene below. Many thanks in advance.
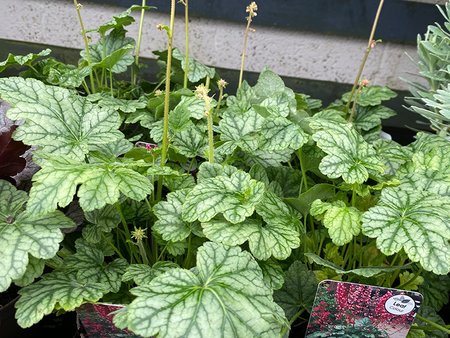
[342,86,397,106]
[82,28,135,74]
[122,262,179,286]
[354,105,396,131]
[311,120,384,183]
[154,189,201,242]
[115,242,286,338]
[27,155,152,215]
[418,272,450,311]
[172,126,208,158]
[173,48,216,83]
[217,110,263,155]
[362,187,450,275]
[258,259,285,290]
[182,169,265,224]
[13,256,45,287]
[0,180,74,292]
[310,200,362,246]
[87,93,147,113]
[196,162,238,181]
[173,95,207,120]
[0,49,51,73]
[0,77,123,158]
[83,204,121,242]
[259,117,308,151]
[226,81,255,114]
[16,272,106,328]
[304,253,410,278]
[203,193,300,260]
[273,261,317,319]
[93,5,154,35]
[65,240,127,293]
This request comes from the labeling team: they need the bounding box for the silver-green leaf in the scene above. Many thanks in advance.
[0,77,123,158]
[362,187,450,275]
[115,242,286,338]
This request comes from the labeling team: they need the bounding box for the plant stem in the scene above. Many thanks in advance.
[157,0,176,202]
[280,308,305,337]
[346,0,384,114]
[416,315,450,334]
[161,0,176,167]
[183,0,190,88]
[73,0,96,93]
[238,2,257,89]
[133,0,147,85]
[205,77,214,163]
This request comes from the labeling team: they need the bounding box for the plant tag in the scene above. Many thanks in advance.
[77,303,142,337]
[305,280,423,337]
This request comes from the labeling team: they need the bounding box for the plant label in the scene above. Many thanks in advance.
[305,280,423,337]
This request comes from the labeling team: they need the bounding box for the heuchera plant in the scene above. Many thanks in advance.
[0,0,449,337]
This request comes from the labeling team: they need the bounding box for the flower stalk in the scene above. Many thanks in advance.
[195,78,215,162]
[346,0,384,114]
[161,0,176,167]
[181,0,190,88]
[238,2,258,89]
[73,0,96,93]
[132,0,147,85]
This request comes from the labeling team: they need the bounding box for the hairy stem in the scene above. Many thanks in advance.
[238,18,252,89]
[183,0,190,88]
[133,0,147,85]
[346,0,384,114]
[73,0,96,93]
[161,0,176,167]
[205,77,214,162]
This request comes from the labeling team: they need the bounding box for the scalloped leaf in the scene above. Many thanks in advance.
[122,262,179,286]
[93,5,153,35]
[15,272,106,328]
[0,49,51,73]
[82,205,120,243]
[342,86,397,106]
[65,240,127,293]
[418,271,450,311]
[0,180,75,292]
[258,259,285,290]
[173,48,216,83]
[362,187,450,274]
[174,95,208,120]
[259,117,308,151]
[87,93,147,113]
[13,256,45,287]
[154,189,202,242]
[82,28,135,74]
[217,110,263,155]
[182,169,265,224]
[310,200,362,246]
[354,105,396,131]
[0,77,123,158]
[202,191,301,260]
[273,261,317,319]
[172,126,208,158]
[310,120,384,183]
[115,242,286,338]
[27,155,152,215]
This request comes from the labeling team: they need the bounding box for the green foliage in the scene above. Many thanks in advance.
[0,180,74,292]
[0,3,448,336]
[362,187,450,275]
[0,77,123,158]
[114,242,286,338]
